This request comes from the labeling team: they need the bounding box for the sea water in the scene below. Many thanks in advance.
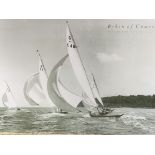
[0,107,154,134]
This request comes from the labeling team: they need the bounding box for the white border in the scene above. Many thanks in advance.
[0,0,154,155]
[0,135,154,155]
[0,0,154,19]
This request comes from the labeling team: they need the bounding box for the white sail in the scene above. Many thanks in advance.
[37,51,57,107]
[47,55,77,112]
[24,51,56,107]
[66,23,98,107]
[24,73,46,106]
[81,92,95,111]
[2,82,17,108]
[91,73,104,106]
[57,79,81,108]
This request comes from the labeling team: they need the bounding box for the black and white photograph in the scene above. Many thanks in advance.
[0,19,155,135]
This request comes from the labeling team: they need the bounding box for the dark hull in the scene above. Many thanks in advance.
[60,111,68,114]
[90,113,124,118]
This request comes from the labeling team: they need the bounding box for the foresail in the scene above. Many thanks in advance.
[91,74,104,106]
[24,72,55,106]
[57,79,81,108]
[66,23,98,107]
[81,92,96,111]
[2,84,17,108]
[24,73,42,106]
[47,55,77,112]
[2,92,8,107]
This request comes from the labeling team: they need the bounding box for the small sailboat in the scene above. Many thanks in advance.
[2,81,20,110]
[66,22,123,117]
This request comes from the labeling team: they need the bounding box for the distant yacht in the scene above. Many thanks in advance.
[24,50,57,111]
[2,81,20,110]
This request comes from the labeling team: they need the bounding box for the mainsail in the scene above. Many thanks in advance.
[2,82,18,108]
[47,55,77,112]
[66,22,103,108]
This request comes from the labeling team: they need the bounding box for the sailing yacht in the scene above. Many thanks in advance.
[2,81,20,110]
[24,50,57,110]
[66,22,123,117]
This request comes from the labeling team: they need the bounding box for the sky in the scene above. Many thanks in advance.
[0,19,155,106]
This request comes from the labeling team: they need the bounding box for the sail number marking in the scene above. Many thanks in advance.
[40,65,44,71]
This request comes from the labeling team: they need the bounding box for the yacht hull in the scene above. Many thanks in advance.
[89,113,124,118]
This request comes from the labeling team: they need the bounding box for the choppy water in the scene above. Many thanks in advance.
[0,107,155,134]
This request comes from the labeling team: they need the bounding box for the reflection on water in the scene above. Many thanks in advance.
[0,107,154,134]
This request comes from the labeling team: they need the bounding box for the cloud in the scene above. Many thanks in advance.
[96,52,123,63]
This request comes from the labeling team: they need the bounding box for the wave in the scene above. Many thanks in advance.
[38,113,66,119]
[121,114,149,131]
[82,114,91,118]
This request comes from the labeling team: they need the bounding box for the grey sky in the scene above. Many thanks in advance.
[0,19,155,106]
